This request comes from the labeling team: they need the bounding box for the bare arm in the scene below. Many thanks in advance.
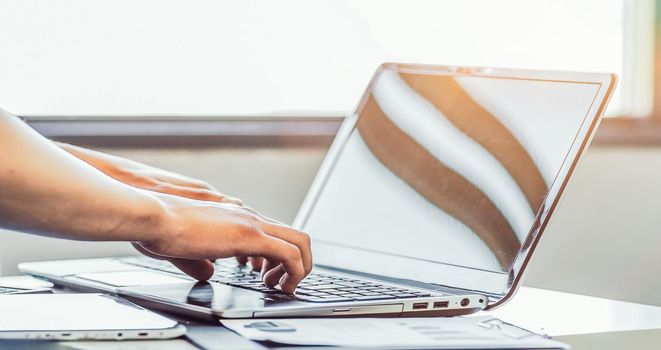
[0,110,311,293]
[55,142,243,205]
[0,111,158,241]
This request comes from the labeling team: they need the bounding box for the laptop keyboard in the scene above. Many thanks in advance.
[121,257,439,303]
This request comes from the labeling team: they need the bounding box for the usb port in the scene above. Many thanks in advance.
[433,301,449,308]
[412,302,428,310]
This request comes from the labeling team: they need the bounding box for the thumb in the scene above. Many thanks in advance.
[131,242,214,281]
[169,259,214,281]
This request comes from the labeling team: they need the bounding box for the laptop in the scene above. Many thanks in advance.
[19,63,616,319]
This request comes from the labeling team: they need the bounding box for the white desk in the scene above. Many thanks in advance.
[483,286,661,349]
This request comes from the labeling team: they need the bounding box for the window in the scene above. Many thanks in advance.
[0,0,650,118]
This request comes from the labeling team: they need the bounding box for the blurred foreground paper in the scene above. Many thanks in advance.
[0,275,53,290]
[221,316,568,349]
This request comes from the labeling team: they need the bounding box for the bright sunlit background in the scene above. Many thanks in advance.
[0,0,651,117]
[3,1,661,320]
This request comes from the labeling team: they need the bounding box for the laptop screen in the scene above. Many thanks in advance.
[302,68,602,275]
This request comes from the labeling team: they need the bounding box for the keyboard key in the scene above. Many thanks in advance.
[394,293,417,298]
[371,289,394,293]
[296,295,354,303]
[335,281,364,288]
[353,295,396,301]
[361,285,382,290]
[342,293,365,298]
[305,284,337,290]
[233,282,262,287]
[331,291,353,295]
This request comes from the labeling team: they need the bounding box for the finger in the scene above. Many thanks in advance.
[249,256,264,271]
[132,243,214,281]
[239,233,305,294]
[236,208,311,276]
[151,172,217,191]
[169,259,214,281]
[239,206,284,225]
[220,195,243,206]
[132,242,163,259]
[256,236,305,294]
[157,183,244,205]
[236,256,249,265]
[263,264,286,289]
[261,258,279,279]
[157,184,225,202]
[139,182,222,201]
[260,222,312,276]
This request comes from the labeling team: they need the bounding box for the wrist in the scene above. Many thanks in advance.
[122,189,172,244]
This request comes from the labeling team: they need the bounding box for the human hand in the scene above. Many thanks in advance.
[58,143,282,276]
[57,142,242,204]
[135,192,312,294]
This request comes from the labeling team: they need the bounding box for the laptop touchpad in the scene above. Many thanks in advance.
[76,271,190,287]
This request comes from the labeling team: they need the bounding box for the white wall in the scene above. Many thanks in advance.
[2,145,661,307]
[523,146,661,305]
[0,0,626,116]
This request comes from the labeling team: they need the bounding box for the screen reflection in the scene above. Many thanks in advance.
[304,70,600,272]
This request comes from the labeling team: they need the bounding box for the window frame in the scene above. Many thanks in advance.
[22,113,659,150]
[592,0,661,146]
[24,116,342,149]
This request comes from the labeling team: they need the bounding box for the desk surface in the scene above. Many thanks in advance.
[2,286,661,350]
[486,286,661,336]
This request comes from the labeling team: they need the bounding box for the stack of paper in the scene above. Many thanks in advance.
[222,316,568,349]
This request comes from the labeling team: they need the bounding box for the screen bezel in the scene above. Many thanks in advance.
[293,63,616,308]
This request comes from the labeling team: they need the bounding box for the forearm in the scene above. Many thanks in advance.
[55,141,138,174]
[0,111,165,242]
